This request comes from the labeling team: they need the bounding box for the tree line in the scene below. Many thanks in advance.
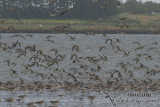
[121,0,160,13]
[0,0,160,19]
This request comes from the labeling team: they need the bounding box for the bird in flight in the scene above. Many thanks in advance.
[100,1,110,10]
[6,26,14,32]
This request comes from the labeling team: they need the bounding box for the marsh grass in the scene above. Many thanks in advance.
[1,13,160,32]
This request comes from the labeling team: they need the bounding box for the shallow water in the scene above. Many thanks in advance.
[0,90,160,107]
[0,33,160,107]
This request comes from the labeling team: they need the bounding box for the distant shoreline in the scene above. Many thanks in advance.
[0,29,160,34]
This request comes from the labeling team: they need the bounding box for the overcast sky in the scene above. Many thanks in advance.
[122,0,160,3]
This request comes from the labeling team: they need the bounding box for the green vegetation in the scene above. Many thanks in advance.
[1,13,160,32]
[1,0,160,20]
[0,0,160,33]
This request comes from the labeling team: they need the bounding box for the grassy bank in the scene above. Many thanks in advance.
[0,13,160,33]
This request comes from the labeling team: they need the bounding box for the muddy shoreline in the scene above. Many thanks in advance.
[0,29,160,34]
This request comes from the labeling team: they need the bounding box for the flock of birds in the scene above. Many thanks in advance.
[0,0,159,107]
[0,33,159,106]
